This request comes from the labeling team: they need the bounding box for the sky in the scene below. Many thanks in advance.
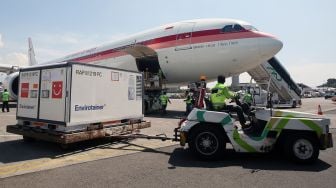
[0,0,335,87]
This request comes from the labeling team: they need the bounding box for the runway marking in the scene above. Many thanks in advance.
[0,114,16,117]
[0,135,22,137]
[0,139,177,179]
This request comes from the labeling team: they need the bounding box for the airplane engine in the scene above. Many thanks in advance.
[2,72,19,100]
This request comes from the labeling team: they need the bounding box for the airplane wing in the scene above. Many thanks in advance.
[0,64,19,74]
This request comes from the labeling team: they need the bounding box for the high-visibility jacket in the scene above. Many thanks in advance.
[213,83,234,99]
[160,95,169,105]
[210,92,225,110]
[243,93,253,104]
[210,83,235,110]
[1,91,10,102]
[184,95,192,104]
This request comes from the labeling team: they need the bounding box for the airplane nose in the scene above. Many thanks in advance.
[259,37,283,59]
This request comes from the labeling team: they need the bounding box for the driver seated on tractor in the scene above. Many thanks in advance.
[237,89,253,115]
[210,75,249,129]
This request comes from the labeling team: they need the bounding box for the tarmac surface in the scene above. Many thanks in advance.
[0,98,335,187]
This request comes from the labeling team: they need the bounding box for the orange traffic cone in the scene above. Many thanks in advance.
[317,105,323,115]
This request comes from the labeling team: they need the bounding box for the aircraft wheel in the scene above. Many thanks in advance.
[284,134,319,164]
[189,126,225,160]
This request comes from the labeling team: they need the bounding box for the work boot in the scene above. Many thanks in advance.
[241,123,253,135]
[241,121,252,129]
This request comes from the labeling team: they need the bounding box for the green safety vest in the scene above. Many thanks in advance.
[185,95,192,104]
[243,93,253,104]
[160,95,169,105]
[213,83,235,99]
[210,92,225,110]
[2,91,10,102]
[210,83,235,110]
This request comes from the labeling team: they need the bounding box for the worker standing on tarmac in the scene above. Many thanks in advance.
[160,91,171,115]
[1,89,10,112]
[184,90,193,115]
[210,75,248,128]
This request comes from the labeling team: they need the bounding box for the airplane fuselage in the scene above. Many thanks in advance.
[48,18,283,84]
[3,18,283,100]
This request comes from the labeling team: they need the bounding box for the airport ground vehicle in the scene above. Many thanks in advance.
[176,108,333,163]
[332,96,336,102]
[143,71,166,113]
[325,92,336,99]
[7,62,150,147]
[254,90,299,108]
[248,58,301,108]
[237,85,299,108]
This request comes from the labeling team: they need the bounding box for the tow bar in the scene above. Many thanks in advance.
[108,128,181,142]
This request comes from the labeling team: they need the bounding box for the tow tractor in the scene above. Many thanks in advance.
[174,80,333,163]
[175,106,333,163]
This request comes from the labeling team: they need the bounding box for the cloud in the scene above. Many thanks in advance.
[35,33,83,45]
[0,32,128,67]
[286,63,336,87]
[0,34,4,48]
[0,34,28,67]
[31,32,128,63]
[0,52,28,66]
[33,32,127,48]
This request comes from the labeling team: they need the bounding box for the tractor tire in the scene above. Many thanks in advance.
[23,136,35,142]
[284,134,319,164]
[189,125,226,160]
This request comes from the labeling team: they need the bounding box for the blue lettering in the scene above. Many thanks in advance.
[74,104,105,111]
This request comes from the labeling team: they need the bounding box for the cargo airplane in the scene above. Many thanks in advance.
[1,18,282,102]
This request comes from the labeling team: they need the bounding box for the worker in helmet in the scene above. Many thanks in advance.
[210,75,248,128]
[159,91,171,115]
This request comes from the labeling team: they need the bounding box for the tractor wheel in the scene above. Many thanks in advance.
[189,125,226,160]
[284,134,319,164]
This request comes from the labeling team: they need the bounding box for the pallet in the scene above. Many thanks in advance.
[7,121,151,145]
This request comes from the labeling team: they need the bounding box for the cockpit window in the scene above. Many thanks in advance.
[233,24,244,31]
[242,25,258,31]
[222,25,233,33]
[221,24,245,33]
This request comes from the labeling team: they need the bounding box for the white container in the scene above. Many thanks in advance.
[17,62,143,131]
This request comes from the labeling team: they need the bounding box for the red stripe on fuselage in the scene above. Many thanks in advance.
[72,29,262,63]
